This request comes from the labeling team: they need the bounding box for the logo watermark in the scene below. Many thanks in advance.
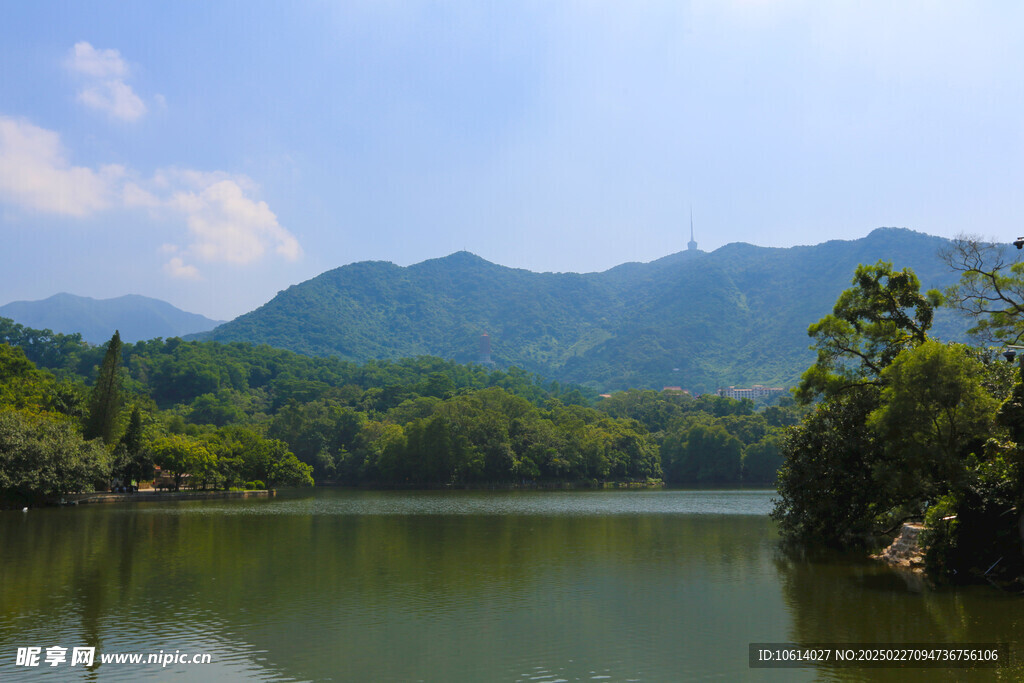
[15,646,212,669]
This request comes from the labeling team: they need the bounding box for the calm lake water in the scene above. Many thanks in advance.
[0,488,1020,681]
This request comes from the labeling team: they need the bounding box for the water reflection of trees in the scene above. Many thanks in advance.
[1,505,778,609]
[773,546,1024,682]
[1,500,781,680]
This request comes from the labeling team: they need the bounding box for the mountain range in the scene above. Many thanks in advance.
[194,228,980,393]
[0,293,223,345]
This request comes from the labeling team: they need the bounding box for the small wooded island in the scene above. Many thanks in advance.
[2,235,1023,588]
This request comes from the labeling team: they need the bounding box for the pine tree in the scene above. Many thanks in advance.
[113,404,151,486]
[84,331,123,444]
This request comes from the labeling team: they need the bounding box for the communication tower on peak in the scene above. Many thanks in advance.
[687,208,698,251]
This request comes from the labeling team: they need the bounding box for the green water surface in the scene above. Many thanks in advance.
[0,489,1019,681]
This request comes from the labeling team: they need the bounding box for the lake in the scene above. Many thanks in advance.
[0,488,1020,681]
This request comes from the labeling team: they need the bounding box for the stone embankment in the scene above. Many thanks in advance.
[873,522,925,570]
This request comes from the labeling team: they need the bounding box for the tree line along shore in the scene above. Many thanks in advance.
[0,316,796,508]
[3,235,1023,588]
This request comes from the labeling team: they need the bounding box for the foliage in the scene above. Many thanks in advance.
[0,409,110,505]
[868,341,1000,505]
[112,405,153,486]
[0,318,90,373]
[796,261,940,402]
[777,256,1024,587]
[922,441,1024,584]
[941,235,1024,343]
[0,317,802,501]
[742,435,783,484]
[661,423,742,483]
[210,426,314,488]
[83,331,123,444]
[772,386,883,546]
[0,343,54,411]
[151,434,214,491]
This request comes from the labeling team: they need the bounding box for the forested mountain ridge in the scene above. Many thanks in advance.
[196,228,978,392]
[0,293,222,344]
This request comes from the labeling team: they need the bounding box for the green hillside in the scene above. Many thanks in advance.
[198,228,979,393]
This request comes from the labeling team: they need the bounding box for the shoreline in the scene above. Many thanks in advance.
[62,489,275,505]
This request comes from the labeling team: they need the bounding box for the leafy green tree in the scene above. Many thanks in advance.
[693,394,754,417]
[662,423,742,483]
[868,341,1001,505]
[0,410,110,505]
[151,434,214,491]
[762,403,801,428]
[598,389,689,433]
[922,440,1024,583]
[797,261,939,402]
[418,371,456,399]
[269,452,314,487]
[775,262,949,547]
[742,436,782,484]
[84,331,123,444]
[0,318,89,371]
[188,390,247,426]
[941,235,1024,343]
[214,426,313,487]
[0,344,53,411]
[600,417,662,480]
[772,386,883,546]
[362,422,407,482]
[386,396,442,424]
[112,405,153,487]
[268,400,365,479]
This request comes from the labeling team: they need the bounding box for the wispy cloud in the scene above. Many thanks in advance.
[66,42,147,122]
[0,116,302,277]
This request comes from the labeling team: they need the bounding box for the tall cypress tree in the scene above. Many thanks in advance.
[113,404,152,486]
[84,331,123,444]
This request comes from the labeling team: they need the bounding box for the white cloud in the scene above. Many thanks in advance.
[169,179,302,264]
[0,116,121,215]
[163,256,201,280]
[0,116,302,275]
[77,81,147,123]
[66,42,147,122]
[66,41,129,79]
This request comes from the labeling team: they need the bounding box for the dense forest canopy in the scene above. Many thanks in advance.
[0,315,799,507]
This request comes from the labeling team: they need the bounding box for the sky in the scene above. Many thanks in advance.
[2,2,1023,320]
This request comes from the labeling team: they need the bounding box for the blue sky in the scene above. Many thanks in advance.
[2,2,1023,320]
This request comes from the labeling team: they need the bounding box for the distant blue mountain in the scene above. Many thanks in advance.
[0,293,223,344]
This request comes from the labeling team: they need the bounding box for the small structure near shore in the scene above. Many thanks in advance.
[873,522,926,571]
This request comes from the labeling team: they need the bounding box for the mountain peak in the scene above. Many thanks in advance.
[201,228,970,392]
[436,251,492,264]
